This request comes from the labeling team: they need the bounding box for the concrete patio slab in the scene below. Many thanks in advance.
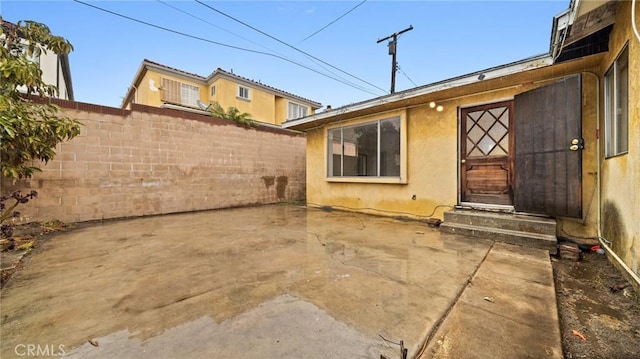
[0,205,561,358]
[420,242,562,358]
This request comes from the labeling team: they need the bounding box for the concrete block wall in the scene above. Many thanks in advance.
[1,100,306,223]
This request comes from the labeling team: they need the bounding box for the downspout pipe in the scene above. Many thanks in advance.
[583,71,640,288]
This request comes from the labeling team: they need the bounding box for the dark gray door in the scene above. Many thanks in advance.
[514,74,583,218]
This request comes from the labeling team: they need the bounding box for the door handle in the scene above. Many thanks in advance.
[569,138,584,151]
[461,159,466,164]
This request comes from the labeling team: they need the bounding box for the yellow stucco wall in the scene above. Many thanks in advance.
[275,97,288,125]
[305,63,601,237]
[135,71,164,108]
[598,1,640,276]
[210,77,276,124]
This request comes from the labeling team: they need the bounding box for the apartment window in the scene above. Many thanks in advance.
[161,78,200,107]
[604,45,628,158]
[238,86,250,100]
[210,86,216,96]
[328,117,401,178]
[288,102,308,120]
[181,84,199,107]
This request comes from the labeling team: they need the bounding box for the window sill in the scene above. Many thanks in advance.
[605,151,628,160]
[236,96,251,102]
[326,177,407,184]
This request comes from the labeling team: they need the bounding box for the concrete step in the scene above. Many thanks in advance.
[440,222,558,253]
[443,209,556,235]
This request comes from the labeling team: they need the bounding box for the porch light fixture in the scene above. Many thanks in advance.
[429,101,436,108]
[436,105,444,112]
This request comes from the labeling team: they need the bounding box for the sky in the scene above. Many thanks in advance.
[1,0,569,109]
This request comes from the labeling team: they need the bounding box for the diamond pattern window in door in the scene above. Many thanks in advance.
[489,107,508,120]
[477,112,496,131]
[467,123,484,143]
[465,106,510,157]
[488,123,508,145]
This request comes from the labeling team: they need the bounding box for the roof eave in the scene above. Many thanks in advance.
[206,69,322,108]
[282,54,553,130]
[145,60,206,82]
[120,61,148,108]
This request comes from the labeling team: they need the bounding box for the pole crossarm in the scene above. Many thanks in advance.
[376,25,414,43]
[377,25,413,93]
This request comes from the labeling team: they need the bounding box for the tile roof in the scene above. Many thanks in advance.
[143,59,206,80]
[208,67,321,107]
[1,19,22,37]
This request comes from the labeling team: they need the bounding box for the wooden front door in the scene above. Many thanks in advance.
[460,101,514,206]
[514,75,583,218]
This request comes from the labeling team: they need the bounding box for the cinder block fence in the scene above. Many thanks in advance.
[0,100,306,223]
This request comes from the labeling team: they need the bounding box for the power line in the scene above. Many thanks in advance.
[397,64,417,87]
[157,0,377,95]
[72,0,381,96]
[298,0,367,44]
[157,0,253,44]
[195,0,388,95]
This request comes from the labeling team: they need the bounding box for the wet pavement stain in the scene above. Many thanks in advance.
[0,205,492,358]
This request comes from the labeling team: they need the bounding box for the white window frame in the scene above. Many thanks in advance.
[325,110,407,184]
[181,83,199,107]
[604,44,629,158]
[237,85,250,100]
[210,85,216,96]
[288,102,308,120]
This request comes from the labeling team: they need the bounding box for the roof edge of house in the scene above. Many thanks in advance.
[206,68,322,108]
[282,53,553,129]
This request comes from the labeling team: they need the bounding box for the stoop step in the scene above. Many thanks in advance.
[440,209,557,253]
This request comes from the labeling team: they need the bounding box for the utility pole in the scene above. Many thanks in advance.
[377,25,413,94]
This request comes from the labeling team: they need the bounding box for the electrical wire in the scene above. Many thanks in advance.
[194,0,388,95]
[306,202,453,219]
[157,0,379,95]
[298,0,367,43]
[72,0,381,97]
[379,334,401,346]
[397,64,418,87]
[157,0,275,52]
[552,22,569,62]
[632,0,640,43]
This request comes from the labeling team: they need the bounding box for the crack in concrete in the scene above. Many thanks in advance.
[414,241,496,358]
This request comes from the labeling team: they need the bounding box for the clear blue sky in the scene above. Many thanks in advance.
[1,0,568,109]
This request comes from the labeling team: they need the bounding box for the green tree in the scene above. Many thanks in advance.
[0,19,82,181]
[207,101,254,127]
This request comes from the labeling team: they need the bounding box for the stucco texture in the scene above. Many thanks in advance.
[599,1,640,276]
[212,77,276,124]
[305,59,601,235]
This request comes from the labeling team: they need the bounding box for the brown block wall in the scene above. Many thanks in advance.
[1,100,306,223]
